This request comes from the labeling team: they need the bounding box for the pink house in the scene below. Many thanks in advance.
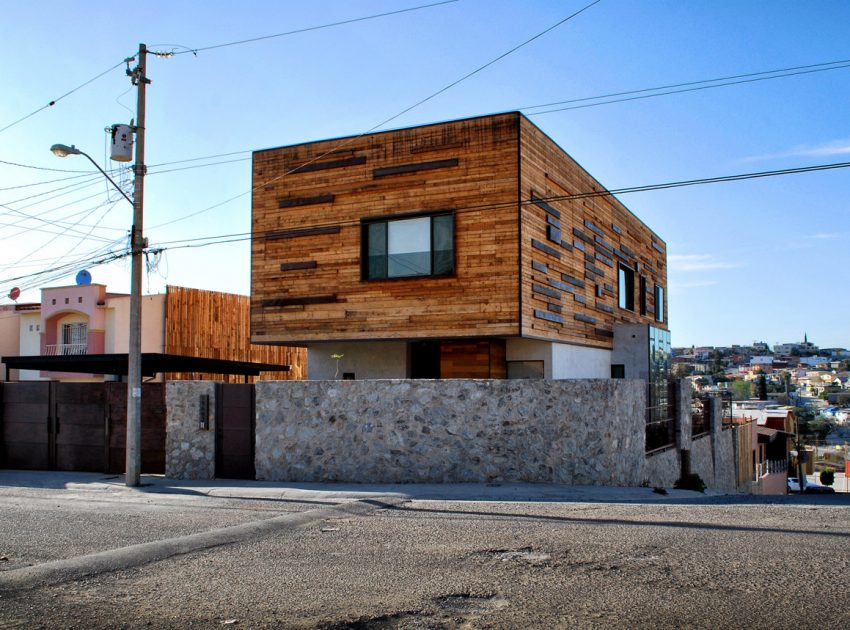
[40,284,108,357]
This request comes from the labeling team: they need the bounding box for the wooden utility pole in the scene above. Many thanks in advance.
[126,43,148,487]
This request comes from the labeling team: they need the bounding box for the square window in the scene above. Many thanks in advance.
[362,212,454,280]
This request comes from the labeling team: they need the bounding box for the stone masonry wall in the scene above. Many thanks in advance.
[255,379,646,485]
[166,381,216,479]
[643,447,680,488]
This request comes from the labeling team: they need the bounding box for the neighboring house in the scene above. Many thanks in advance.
[732,401,795,495]
[250,112,669,381]
[1,283,305,383]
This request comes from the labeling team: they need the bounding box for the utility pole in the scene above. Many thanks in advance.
[126,43,148,487]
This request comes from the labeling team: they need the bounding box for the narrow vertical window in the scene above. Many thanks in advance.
[655,285,664,323]
[618,264,635,311]
[639,276,647,316]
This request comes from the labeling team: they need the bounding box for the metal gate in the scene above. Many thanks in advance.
[0,381,165,474]
[0,382,51,470]
[215,383,255,479]
[106,382,166,475]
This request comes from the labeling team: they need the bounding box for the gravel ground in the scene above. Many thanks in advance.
[2,496,849,628]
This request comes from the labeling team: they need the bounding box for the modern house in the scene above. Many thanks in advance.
[1,283,305,383]
[250,112,669,380]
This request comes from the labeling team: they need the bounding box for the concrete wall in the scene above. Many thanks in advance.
[107,294,166,354]
[254,379,646,485]
[307,341,408,380]
[611,324,649,380]
[165,381,216,479]
[505,338,610,379]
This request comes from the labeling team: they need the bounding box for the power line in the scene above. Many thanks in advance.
[0,158,95,173]
[147,158,850,251]
[8,157,845,298]
[366,0,603,135]
[525,60,850,116]
[165,0,459,55]
[0,61,125,135]
[148,0,603,231]
[0,171,104,192]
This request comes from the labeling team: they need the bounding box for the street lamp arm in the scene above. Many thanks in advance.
[50,144,134,207]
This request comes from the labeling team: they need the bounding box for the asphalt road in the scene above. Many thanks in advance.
[1,476,849,629]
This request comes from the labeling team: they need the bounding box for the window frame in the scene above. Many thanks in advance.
[655,284,664,323]
[618,263,635,311]
[361,210,455,281]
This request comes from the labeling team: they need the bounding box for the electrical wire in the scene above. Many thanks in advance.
[0,61,125,135]
[0,171,104,192]
[149,0,603,230]
[0,158,95,173]
[526,61,850,116]
[146,158,850,251]
[7,157,846,301]
[164,0,459,55]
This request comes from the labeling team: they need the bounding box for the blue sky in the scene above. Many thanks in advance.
[1,0,848,349]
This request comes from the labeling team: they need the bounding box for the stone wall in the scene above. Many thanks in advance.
[690,433,714,482]
[255,379,646,485]
[643,447,679,488]
[165,381,216,479]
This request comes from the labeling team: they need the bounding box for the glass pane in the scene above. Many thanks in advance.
[367,222,387,279]
[432,214,453,275]
[388,217,430,277]
[655,286,664,322]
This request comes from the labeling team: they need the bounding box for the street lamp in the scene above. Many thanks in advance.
[50,145,134,206]
[51,140,144,487]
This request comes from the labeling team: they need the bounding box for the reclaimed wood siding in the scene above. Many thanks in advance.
[440,339,507,379]
[518,116,668,349]
[164,286,305,382]
[251,114,521,344]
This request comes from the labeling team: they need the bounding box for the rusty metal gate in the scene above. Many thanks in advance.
[215,383,255,479]
[0,382,51,470]
[0,381,165,474]
[106,382,166,475]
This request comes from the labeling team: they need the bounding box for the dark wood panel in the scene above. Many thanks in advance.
[373,158,459,178]
[280,261,318,271]
[265,226,341,241]
[288,156,367,174]
[277,194,335,209]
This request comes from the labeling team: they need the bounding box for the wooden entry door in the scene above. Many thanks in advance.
[215,384,255,479]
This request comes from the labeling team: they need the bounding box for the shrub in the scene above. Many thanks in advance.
[820,467,835,487]
[674,473,707,493]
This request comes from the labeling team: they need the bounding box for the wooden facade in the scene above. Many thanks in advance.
[251,112,667,363]
[165,286,304,383]
[518,116,667,348]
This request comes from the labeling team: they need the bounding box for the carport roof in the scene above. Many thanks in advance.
[2,353,290,378]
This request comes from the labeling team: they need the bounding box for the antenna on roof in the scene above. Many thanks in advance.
[75,270,92,285]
